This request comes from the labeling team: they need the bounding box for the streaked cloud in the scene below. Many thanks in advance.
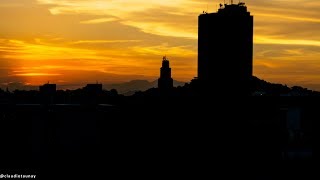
[36,0,201,38]
[255,13,320,23]
[70,40,141,44]
[0,39,101,60]
[255,36,320,47]
[13,73,61,77]
[80,17,117,24]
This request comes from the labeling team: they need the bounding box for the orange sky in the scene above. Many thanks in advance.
[1,0,320,90]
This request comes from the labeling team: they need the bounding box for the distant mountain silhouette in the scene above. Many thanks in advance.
[0,82,38,92]
[105,79,185,95]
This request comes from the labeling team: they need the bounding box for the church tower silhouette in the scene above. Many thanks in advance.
[158,56,173,90]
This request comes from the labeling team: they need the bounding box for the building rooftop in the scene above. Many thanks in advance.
[202,2,250,16]
[220,3,247,12]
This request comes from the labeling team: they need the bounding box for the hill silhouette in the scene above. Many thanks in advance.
[105,79,185,95]
[130,76,320,97]
[250,76,320,96]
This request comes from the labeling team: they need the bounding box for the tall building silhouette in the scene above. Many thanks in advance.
[158,56,173,89]
[198,2,253,94]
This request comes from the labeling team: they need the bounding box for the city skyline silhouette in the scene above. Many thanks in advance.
[0,1,315,179]
[0,0,320,91]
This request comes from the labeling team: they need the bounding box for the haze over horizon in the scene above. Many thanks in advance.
[1,0,320,90]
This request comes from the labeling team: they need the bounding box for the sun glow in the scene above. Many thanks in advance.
[13,73,61,77]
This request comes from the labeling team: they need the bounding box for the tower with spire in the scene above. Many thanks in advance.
[158,56,173,90]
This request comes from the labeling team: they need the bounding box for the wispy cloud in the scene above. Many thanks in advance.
[255,36,320,47]
[0,39,101,60]
[36,0,201,38]
[255,13,320,23]
[80,17,117,24]
[13,73,61,77]
[70,40,141,44]
[130,43,196,57]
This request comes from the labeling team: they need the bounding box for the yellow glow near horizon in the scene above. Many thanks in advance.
[13,73,61,77]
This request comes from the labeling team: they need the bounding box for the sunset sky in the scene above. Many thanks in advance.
[1,0,320,90]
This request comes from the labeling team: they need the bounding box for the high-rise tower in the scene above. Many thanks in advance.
[198,2,253,94]
[158,56,173,90]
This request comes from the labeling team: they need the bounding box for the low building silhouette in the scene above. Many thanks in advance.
[158,56,173,90]
[39,83,56,104]
[39,83,56,94]
[83,83,103,104]
[84,84,103,94]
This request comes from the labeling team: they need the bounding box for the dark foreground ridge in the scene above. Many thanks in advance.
[0,82,315,179]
